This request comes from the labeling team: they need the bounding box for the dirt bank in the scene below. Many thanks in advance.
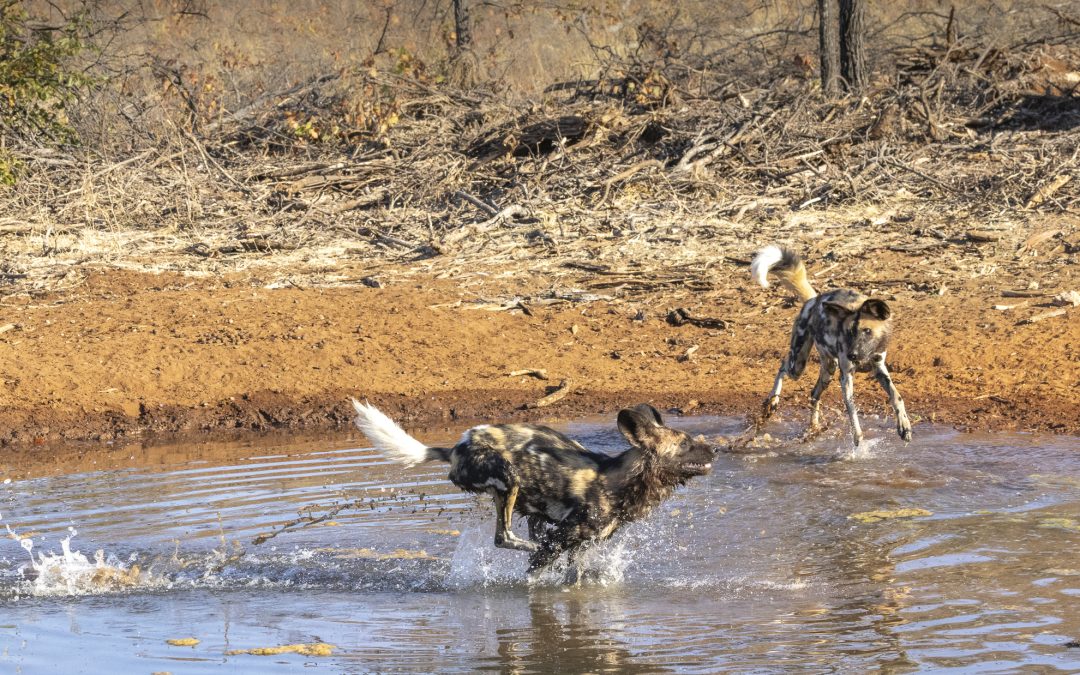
[0,244,1076,448]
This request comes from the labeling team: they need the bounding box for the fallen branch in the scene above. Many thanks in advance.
[967,230,1002,243]
[600,159,663,202]
[1001,290,1044,298]
[1019,228,1063,253]
[1025,174,1073,209]
[453,190,499,217]
[1018,308,1067,325]
[666,308,728,329]
[252,501,357,545]
[508,368,549,380]
[676,344,700,362]
[435,205,532,252]
[523,378,573,409]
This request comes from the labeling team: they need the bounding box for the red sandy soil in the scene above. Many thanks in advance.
[0,256,1076,450]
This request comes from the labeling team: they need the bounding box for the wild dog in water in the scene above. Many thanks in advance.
[351,400,715,581]
[750,245,912,447]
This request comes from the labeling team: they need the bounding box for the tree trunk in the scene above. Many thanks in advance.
[818,0,840,96]
[453,0,471,52]
[839,0,867,92]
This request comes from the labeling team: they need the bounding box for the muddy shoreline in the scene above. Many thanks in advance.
[0,262,1076,451]
[1,385,1074,450]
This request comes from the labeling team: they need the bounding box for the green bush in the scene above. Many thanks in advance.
[0,1,91,182]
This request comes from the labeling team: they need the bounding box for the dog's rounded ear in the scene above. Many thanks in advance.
[631,403,664,427]
[823,302,853,321]
[618,407,662,449]
[859,299,891,321]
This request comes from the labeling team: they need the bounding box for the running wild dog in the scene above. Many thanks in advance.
[351,400,715,581]
[750,245,912,447]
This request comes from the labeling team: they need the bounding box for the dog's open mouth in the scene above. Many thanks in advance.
[683,461,713,475]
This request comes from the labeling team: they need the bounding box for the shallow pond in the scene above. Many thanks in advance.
[1,416,1079,672]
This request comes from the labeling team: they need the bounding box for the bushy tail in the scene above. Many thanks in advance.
[351,399,450,465]
[750,245,816,302]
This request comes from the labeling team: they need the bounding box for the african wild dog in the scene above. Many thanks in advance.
[351,400,715,581]
[750,245,912,447]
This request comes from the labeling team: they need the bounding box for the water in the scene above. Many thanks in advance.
[1,416,1079,672]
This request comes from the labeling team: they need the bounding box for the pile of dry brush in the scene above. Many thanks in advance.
[1,36,1078,292]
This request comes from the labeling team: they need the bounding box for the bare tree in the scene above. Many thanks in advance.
[839,0,866,91]
[818,0,866,95]
[448,0,479,86]
[818,0,840,95]
[453,0,471,53]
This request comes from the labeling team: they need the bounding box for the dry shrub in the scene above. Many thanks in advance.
[0,0,1075,296]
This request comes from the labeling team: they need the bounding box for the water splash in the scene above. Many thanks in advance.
[18,529,163,597]
[446,526,527,588]
[3,513,188,597]
[842,436,884,461]
[444,521,648,588]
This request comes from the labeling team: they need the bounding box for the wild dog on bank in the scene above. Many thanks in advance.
[750,245,912,447]
[351,400,715,581]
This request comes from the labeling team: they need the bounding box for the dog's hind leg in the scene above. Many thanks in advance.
[761,325,814,425]
[761,367,786,423]
[526,537,568,579]
[563,519,621,585]
[527,515,551,545]
[838,358,864,447]
[493,483,538,552]
[871,355,912,442]
[803,355,837,440]
[564,547,585,586]
[527,520,590,580]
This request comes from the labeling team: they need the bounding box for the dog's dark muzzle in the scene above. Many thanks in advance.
[682,461,713,476]
[681,436,718,475]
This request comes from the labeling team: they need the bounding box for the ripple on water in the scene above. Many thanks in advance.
[0,420,1079,673]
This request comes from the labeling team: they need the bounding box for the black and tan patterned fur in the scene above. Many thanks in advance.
[751,245,912,447]
[352,401,714,581]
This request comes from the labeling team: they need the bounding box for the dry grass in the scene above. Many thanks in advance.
[1,1,1078,299]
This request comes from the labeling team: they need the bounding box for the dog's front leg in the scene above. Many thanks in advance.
[872,356,912,442]
[493,484,538,552]
[838,359,863,447]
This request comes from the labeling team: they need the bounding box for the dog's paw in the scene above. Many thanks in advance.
[762,396,780,418]
[798,426,823,444]
[897,413,913,442]
[496,534,540,552]
[513,536,540,553]
[563,564,583,586]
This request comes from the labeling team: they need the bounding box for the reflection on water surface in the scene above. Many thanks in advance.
[1,417,1079,672]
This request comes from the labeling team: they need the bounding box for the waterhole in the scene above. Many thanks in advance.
[1,416,1078,672]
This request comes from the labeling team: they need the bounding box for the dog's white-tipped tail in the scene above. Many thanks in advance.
[749,244,816,301]
[351,399,430,466]
[750,245,784,289]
